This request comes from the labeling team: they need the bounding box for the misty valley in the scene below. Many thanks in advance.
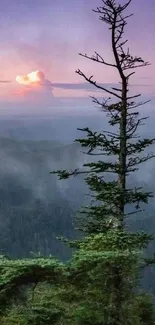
[0,121,155,296]
[1,0,155,323]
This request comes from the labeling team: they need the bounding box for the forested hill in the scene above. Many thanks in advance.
[0,137,87,260]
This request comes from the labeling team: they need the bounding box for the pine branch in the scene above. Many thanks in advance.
[126,139,155,155]
[126,153,155,168]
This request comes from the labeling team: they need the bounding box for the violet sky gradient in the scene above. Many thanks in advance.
[0,0,154,114]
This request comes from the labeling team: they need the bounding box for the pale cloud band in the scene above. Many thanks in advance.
[0,70,154,99]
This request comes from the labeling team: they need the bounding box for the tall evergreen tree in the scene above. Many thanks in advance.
[53,0,153,235]
[51,0,155,324]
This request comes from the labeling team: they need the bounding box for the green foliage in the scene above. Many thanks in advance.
[0,256,66,315]
[133,293,155,325]
[0,282,67,325]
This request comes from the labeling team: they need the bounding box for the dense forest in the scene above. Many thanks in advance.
[0,138,87,259]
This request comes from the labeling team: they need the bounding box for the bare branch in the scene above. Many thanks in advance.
[123,62,151,71]
[124,209,144,217]
[126,71,135,78]
[81,151,108,156]
[90,96,112,110]
[127,93,141,99]
[126,117,149,138]
[116,39,128,49]
[126,99,151,110]
[112,87,122,92]
[79,51,117,68]
[75,69,122,99]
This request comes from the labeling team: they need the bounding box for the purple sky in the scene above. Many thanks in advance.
[0,0,154,113]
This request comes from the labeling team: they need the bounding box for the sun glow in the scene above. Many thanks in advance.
[16,70,41,85]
